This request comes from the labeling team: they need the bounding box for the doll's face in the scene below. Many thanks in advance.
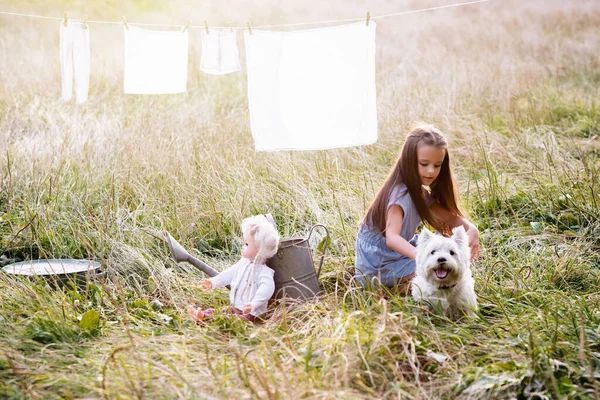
[242,234,259,262]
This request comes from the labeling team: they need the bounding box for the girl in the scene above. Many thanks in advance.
[187,215,279,323]
[355,124,480,292]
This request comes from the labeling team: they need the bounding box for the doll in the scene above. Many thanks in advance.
[187,214,280,323]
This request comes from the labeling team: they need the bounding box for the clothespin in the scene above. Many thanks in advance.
[204,20,209,34]
[366,11,370,26]
[181,20,191,32]
[247,20,252,35]
[122,16,129,30]
[63,12,68,27]
[82,14,88,29]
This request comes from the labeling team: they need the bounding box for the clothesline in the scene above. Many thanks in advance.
[2,0,490,151]
[0,0,489,30]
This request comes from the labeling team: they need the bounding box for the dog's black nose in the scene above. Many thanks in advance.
[437,257,447,263]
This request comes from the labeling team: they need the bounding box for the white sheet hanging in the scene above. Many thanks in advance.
[124,26,188,94]
[244,22,378,151]
[200,29,241,75]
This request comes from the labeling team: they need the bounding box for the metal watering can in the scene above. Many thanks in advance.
[166,224,329,300]
[267,224,329,299]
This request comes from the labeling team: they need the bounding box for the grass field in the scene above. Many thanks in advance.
[1,0,599,398]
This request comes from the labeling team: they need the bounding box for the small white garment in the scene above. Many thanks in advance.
[200,29,241,75]
[124,26,188,94]
[209,258,275,316]
[245,22,378,151]
[60,22,90,104]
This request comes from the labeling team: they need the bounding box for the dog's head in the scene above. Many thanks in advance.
[416,226,471,287]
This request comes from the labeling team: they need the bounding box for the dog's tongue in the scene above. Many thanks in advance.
[435,268,448,279]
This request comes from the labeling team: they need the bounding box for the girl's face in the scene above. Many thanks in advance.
[242,234,259,261]
[416,144,446,186]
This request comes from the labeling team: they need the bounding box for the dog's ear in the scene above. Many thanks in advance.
[418,227,434,246]
[451,226,468,248]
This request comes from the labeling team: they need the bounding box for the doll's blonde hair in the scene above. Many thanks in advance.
[241,215,280,265]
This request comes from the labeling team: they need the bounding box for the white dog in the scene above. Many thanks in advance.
[411,226,477,319]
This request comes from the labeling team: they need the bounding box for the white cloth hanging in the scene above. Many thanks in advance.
[60,22,90,104]
[124,26,188,94]
[244,22,378,151]
[200,29,241,75]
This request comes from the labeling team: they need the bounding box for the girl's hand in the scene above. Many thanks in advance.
[200,280,213,290]
[243,304,252,314]
[467,225,480,260]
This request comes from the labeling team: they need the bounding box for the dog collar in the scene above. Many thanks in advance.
[437,283,457,290]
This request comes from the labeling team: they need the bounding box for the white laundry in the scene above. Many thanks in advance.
[200,29,241,75]
[60,22,90,104]
[244,22,378,151]
[124,26,188,94]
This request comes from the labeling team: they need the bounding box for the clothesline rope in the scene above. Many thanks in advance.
[0,0,489,30]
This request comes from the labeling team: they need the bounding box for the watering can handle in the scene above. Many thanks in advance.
[307,224,329,279]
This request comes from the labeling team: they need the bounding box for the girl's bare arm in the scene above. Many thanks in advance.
[385,205,418,259]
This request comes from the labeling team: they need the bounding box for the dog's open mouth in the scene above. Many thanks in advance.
[435,266,449,279]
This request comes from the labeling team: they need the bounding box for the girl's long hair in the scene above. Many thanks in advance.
[362,124,464,236]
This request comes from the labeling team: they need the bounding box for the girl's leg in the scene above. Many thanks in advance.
[394,272,416,296]
[376,258,416,295]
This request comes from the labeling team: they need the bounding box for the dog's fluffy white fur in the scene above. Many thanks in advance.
[411,226,477,319]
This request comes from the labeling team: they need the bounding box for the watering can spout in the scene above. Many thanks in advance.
[165,231,219,277]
